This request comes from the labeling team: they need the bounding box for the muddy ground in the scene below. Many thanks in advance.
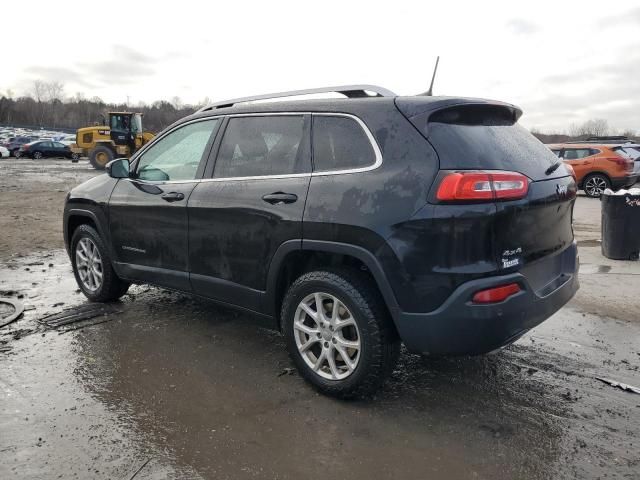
[1,158,639,479]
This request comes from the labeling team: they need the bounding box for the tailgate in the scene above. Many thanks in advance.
[398,99,578,276]
[493,175,576,273]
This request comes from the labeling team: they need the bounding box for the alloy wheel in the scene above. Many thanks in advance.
[293,292,361,380]
[585,176,607,197]
[75,237,103,292]
[33,151,42,159]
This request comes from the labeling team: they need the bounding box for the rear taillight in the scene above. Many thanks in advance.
[606,156,632,168]
[436,171,529,202]
[22,145,29,150]
[472,283,521,304]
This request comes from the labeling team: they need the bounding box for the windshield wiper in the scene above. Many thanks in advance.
[545,161,562,175]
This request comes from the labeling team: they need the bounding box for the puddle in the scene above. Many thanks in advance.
[1,250,640,479]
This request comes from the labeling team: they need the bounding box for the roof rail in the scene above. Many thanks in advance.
[197,85,396,112]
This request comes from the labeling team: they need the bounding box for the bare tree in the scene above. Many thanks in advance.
[171,96,183,110]
[569,118,609,138]
[620,128,637,138]
[32,80,48,125]
[198,96,211,108]
[0,81,207,132]
[45,81,64,128]
[32,80,46,102]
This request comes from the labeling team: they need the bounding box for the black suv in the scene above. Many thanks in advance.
[63,85,579,397]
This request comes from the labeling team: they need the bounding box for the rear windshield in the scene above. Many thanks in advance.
[427,120,561,181]
[613,146,640,160]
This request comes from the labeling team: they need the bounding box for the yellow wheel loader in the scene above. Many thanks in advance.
[72,112,155,169]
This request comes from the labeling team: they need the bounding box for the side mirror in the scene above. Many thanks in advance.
[106,158,130,178]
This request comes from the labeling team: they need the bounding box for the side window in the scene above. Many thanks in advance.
[214,116,306,178]
[550,149,561,157]
[312,116,376,172]
[136,119,220,182]
[564,149,592,160]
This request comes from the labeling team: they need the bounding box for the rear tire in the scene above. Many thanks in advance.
[14,150,21,158]
[89,146,114,170]
[281,269,400,399]
[71,224,130,302]
[33,151,43,160]
[583,173,610,198]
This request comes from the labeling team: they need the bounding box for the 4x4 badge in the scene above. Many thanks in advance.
[556,184,568,197]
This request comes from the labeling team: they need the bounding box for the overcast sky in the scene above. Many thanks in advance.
[3,0,640,132]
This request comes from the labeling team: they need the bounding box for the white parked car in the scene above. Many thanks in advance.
[60,136,77,146]
[0,145,9,158]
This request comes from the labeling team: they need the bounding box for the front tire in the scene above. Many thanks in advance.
[71,224,130,302]
[14,150,21,158]
[583,173,610,198]
[281,269,400,399]
[89,146,114,170]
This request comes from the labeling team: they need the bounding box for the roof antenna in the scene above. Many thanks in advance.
[423,56,440,96]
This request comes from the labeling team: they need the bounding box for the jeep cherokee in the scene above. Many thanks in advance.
[63,85,579,398]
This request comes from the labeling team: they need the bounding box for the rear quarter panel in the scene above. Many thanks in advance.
[303,104,439,312]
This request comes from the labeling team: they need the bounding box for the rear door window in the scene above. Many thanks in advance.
[214,116,307,178]
[312,116,376,172]
[563,149,593,160]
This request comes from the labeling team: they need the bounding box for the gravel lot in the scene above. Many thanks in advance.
[1,158,639,479]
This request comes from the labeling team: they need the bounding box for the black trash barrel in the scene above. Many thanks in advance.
[601,193,640,260]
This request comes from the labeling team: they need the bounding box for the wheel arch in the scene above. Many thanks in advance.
[266,240,400,330]
[65,209,106,255]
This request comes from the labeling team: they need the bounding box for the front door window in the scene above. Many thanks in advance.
[136,119,220,182]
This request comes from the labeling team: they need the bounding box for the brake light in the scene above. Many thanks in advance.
[606,156,632,167]
[22,145,29,150]
[436,171,529,202]
[472,283,521,304]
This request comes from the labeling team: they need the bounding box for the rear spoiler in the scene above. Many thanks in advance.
[395,97,523,135]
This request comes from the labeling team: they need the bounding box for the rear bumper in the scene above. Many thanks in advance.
[612,174,638,189]
[394,242,579,355]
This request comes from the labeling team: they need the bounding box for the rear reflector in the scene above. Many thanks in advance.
[472,283,521,304]
[436,171,529,202]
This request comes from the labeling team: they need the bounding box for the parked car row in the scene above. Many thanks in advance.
[18,140,79,160]
[0,126,76,159]
[546,142,640,197]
